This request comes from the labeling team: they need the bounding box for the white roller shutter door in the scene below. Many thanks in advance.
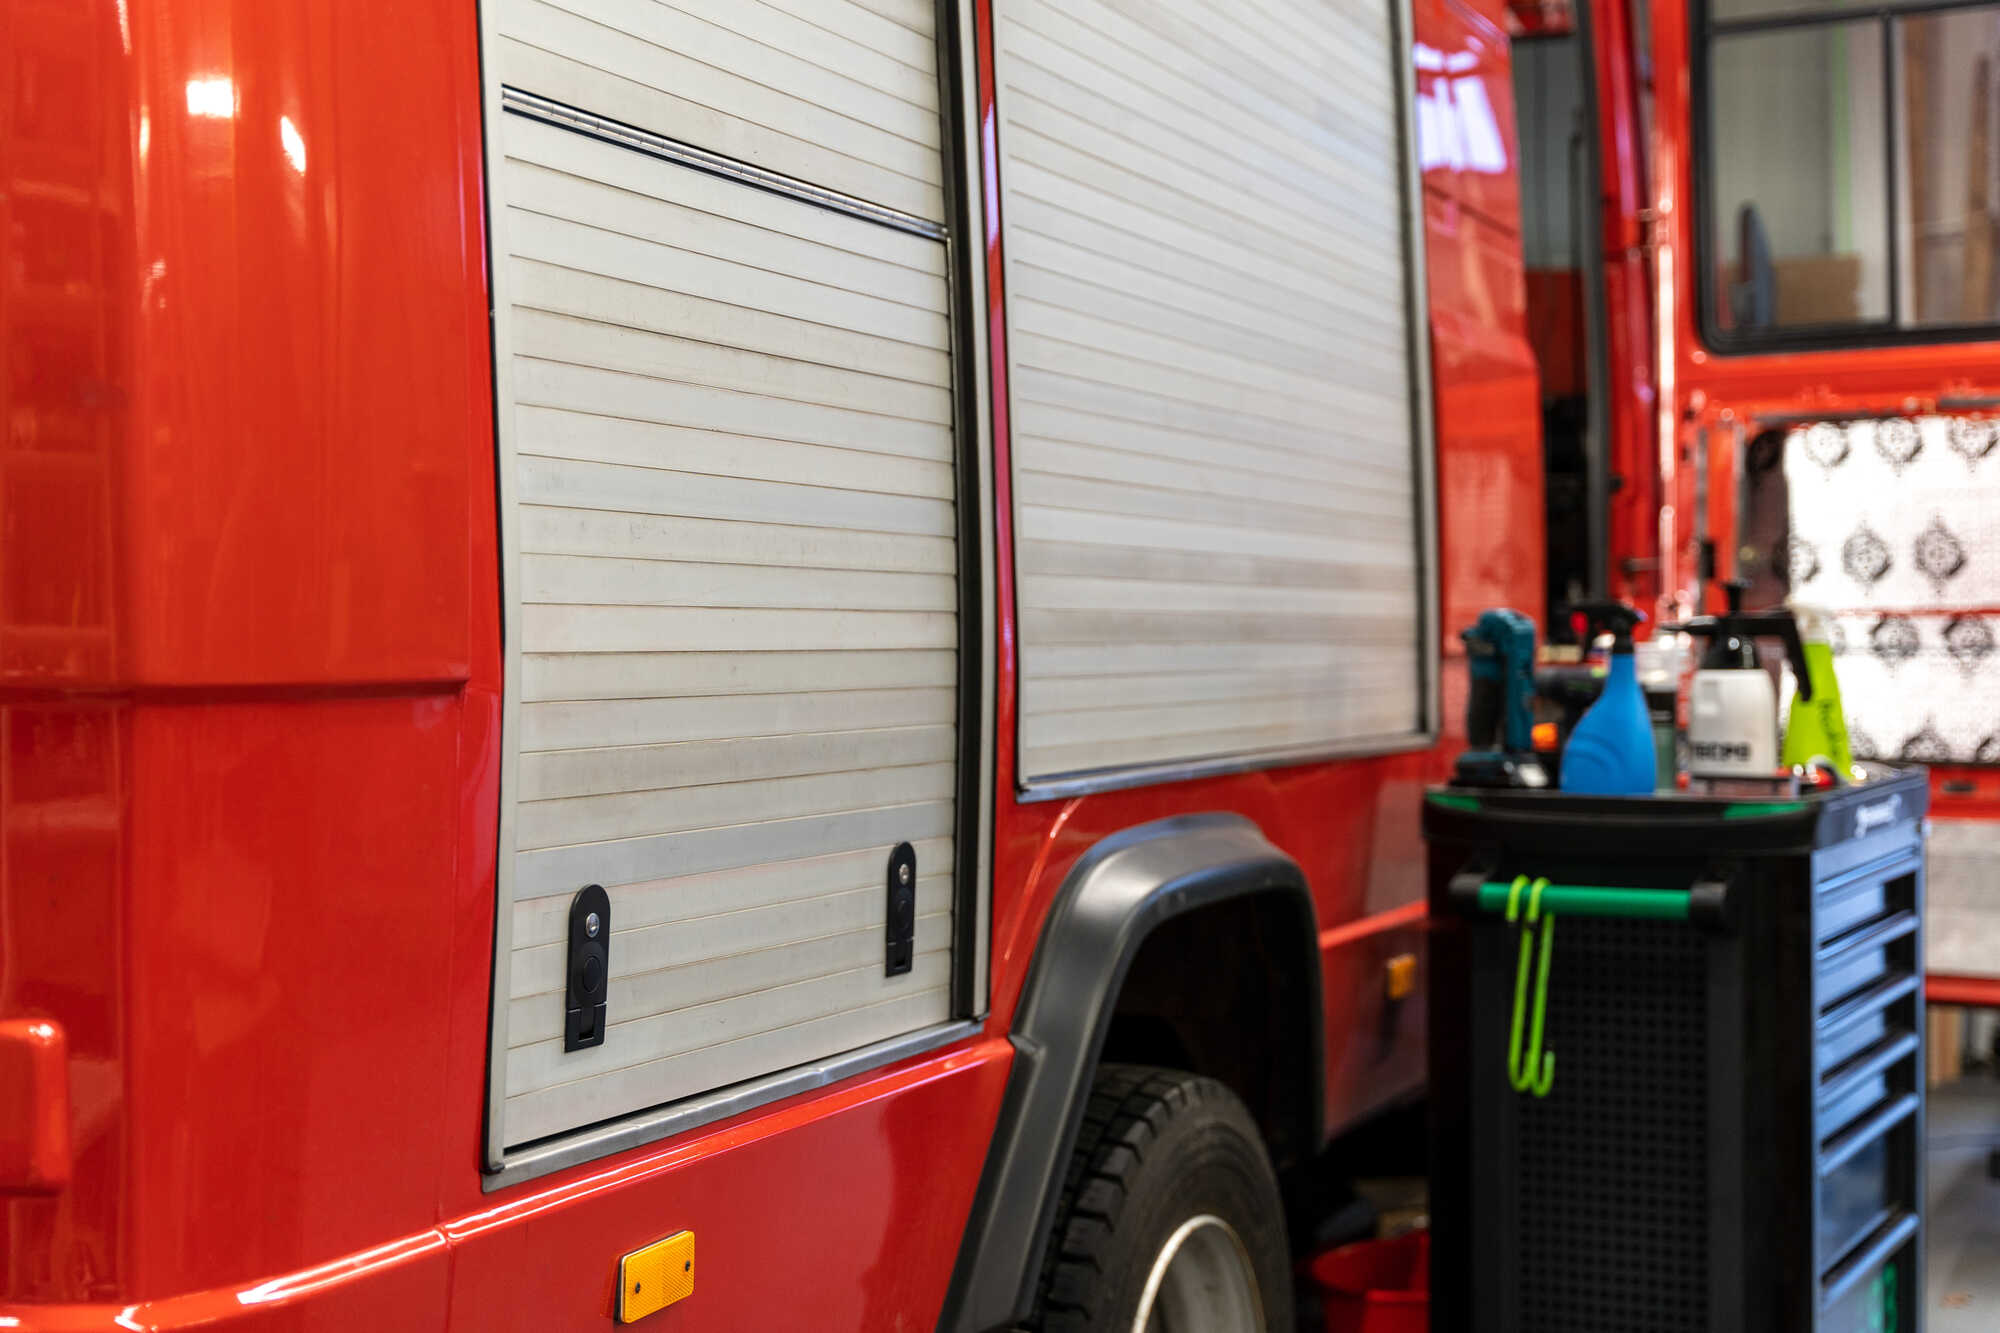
[994,0,1434,788]
[482,1,968,1160]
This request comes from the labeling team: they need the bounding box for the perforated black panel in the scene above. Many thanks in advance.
[1513,918,1710,1331]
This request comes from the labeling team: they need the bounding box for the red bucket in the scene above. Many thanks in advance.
[1308,1230,1429,1333]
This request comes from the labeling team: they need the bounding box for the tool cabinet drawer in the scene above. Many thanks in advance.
[1815,912,1918,1013]
[1815,975,1918,1073]
[1816,873,1896,943]
[1818,1132,1895,1267]
[1817,1032,1919,1138]
[1818,1217,1917,1333]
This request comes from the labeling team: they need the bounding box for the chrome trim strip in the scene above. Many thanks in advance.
[1395,0,1444,759]
[942,0,999,1019]
[500,87,950,241]
[484,1019,982,1191]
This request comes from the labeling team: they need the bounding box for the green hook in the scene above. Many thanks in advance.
[1507,877,1557,1097]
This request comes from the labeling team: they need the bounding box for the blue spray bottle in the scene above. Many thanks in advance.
[1558,601,1657,796]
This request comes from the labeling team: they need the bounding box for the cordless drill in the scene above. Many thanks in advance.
[1453,608,1547,788]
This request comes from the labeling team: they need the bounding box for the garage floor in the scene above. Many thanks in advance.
[1928,1077,2000,1330]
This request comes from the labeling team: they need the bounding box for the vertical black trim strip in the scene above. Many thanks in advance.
[1571,9,1615,599]
[936,0,987,1021]
[1694,0,1716,342]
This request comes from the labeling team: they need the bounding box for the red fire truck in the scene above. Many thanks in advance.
[38,0,1999,1327]
[1,1,1536,1326]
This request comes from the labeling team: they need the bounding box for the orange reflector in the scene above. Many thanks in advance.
[1385,953,1418,1002]
[618,1231,694,1323]
[1532,722,1559,752]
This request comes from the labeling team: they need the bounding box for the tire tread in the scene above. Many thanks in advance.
[1035,1064,1243,1331]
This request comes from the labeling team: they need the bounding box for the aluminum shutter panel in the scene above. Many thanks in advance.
[994,0,1432,788]
[482,7,961,1156]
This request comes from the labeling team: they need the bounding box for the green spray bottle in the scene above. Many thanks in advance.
[1781,603,1854,776]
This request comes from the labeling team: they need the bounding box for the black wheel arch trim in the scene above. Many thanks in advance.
[935,812,1324,1333]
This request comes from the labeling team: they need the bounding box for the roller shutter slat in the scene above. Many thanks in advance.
[508,909,952,1044]
[511,837,955,946]
[510,880,955,1002]
[503,987,949,1143]
[501,953,951,1099]
[515,799,956,902]
[497,0,945,219]
[520,726,958,800]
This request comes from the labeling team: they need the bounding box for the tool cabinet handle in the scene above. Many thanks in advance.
[1451,875,1731,927]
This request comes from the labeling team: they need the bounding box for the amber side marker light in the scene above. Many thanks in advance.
[619,1231,695,1323]
[1385,953,1419,1002]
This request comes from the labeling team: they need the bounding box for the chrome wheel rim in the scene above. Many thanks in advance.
[1130,1213,1266,1333]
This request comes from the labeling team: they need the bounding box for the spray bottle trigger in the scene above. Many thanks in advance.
[1775,615,1813,702]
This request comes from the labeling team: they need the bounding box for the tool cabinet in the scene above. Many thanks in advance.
[1424,767,1928,1332]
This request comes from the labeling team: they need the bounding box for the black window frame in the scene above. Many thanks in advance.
[1694,0,2000,353]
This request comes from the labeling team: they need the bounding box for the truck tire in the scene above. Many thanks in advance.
[1036,1064,1296,1333]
